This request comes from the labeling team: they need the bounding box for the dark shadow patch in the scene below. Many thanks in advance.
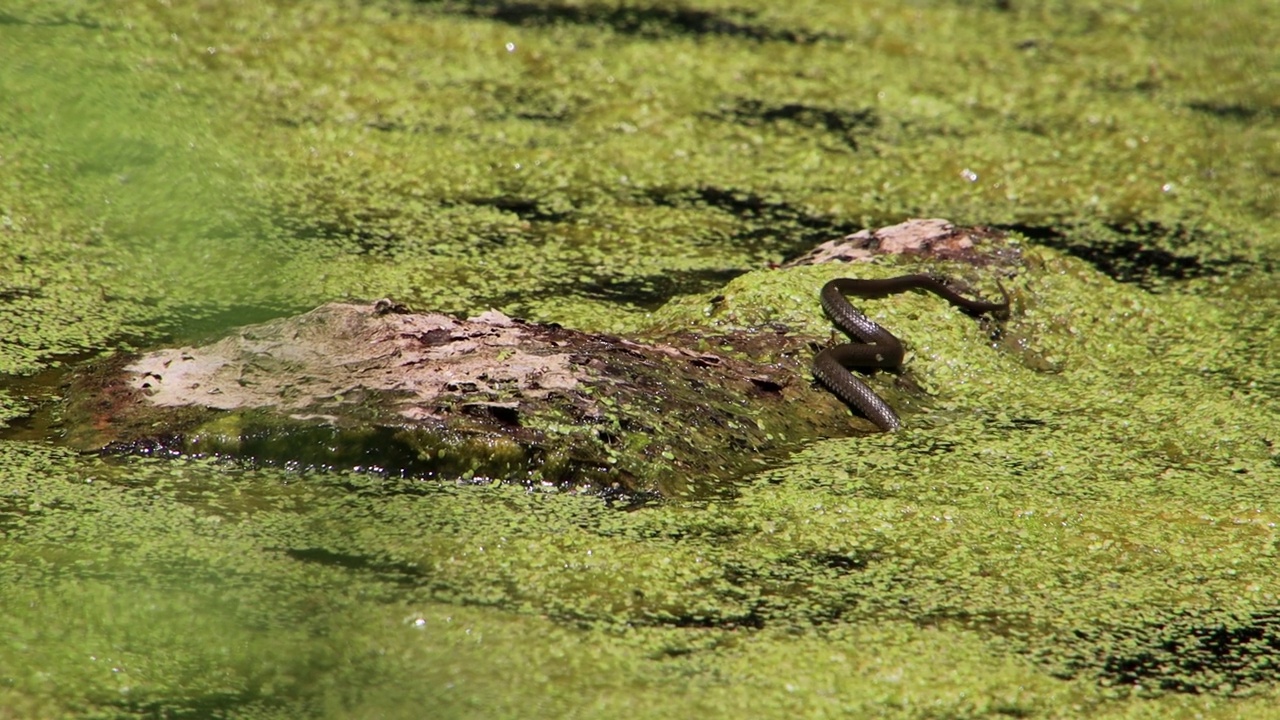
[1187,101,1279,123]
[0,10,100,28]
[808,551,872,574]
[0,285,41,302]
[511,267,746,310]
[281,213,412,256]
[416,0,843,44]
[101,692,285,720]
[362,116,456,133]
[994,417,1048,430]
[511,107,573,122]
[98,422,516,486]
[1056,608,1280,695]
[487,85,587,124]
[938,0,1016,11]
[280,181,852,262]
[998,222,1264,288]
[620,597,768,630]
[596,485,666,510]
[645,184,863,257]
[322,84,586,131]
[280,547,426,586]
[0,355,99,445]
[278,194,566,256]
[705,98,880,151]
[461,400,522,425]
[463,195,575,223]
[710,547,888,627]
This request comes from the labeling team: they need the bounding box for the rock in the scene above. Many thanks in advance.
[65,300,845,498]
[61,220,1021,497]
[785,217,1020,268]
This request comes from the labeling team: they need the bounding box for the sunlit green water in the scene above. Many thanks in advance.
[2,1,1278,717]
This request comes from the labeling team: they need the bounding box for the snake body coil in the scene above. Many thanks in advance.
[813,274,1008,431]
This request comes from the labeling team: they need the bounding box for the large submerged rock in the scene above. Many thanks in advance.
[66,299,845,497]
[64,219,1019,497]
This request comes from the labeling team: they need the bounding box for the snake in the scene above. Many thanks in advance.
[812,274,1009,432]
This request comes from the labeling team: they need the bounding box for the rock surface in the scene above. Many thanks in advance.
[785,218,1021,269]
[67,298,850,497]
[124,301,582,418]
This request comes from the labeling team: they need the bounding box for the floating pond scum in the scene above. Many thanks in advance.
[1,1,1279,718]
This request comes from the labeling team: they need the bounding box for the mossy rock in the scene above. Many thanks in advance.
[61,222,1022,497]
[62,298,837,497]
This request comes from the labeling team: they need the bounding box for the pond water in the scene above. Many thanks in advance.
[2,1,1278,717]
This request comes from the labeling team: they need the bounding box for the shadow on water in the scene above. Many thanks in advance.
[411,0,844,44]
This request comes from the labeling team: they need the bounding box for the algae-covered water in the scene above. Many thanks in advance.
[2,1,1278,717]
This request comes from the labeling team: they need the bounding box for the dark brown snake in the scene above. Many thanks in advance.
[812,274,1008,431]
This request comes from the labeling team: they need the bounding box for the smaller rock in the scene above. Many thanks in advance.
[785,217,1018,268]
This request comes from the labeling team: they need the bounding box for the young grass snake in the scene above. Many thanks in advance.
[812,274,1008,431]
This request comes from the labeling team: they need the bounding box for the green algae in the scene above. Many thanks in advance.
[3,0,1276,357]
[19,251,1273,712]
[2,0,1280,716]
[2,370,1279,717]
